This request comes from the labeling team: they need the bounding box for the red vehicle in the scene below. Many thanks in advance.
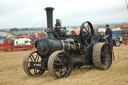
[0,38,34,52]
[0,38,14,48]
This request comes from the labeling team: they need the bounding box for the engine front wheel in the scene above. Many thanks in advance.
[48,50,72,78]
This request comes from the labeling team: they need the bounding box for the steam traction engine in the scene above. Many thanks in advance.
[23,7,112,78]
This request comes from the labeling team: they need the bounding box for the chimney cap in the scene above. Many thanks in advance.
[45,7,54,10]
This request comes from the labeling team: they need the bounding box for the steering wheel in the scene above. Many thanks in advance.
[80,21,94,46]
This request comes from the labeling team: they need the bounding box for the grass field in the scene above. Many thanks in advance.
[0,45,128,85]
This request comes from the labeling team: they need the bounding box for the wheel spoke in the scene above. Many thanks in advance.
[34,68,38,74]
[36,54,39,62]
[59,68,64,77]
[56,56,62,62]
[31,55,35,61]
[101,48,107,64]
[101,51,105,57]
[83,33,88,38]
[54,62,62,66]
[55,56,64,66]
[34,69,36,74]
[33,54,37,61]
[83,26,88,32]
[30,56,34,62]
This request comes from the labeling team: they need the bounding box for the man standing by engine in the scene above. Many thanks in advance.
[104,24,113,51]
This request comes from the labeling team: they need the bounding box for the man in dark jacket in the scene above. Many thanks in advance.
[104,24,113,50]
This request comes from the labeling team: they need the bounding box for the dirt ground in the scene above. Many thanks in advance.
[0,45,128,85]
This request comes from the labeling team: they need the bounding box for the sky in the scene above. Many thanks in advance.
[0,0,128,28]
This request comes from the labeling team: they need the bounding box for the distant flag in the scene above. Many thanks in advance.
[125,0,128,10]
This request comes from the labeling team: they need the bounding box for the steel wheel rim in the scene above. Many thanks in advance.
[23,51,45,76]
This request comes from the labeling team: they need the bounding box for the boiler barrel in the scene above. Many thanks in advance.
[36,39,80,56]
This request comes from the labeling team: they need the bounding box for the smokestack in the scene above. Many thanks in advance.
[45,7,54,31]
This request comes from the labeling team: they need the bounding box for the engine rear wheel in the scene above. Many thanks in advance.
[23,51,45,77]
[93,43,112,70]
[48,50,72,78]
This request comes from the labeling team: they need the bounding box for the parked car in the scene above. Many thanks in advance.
[0,38,14,48]
[112,30,128,46]
[112,31,123,47]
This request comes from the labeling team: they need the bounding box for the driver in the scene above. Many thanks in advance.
[104,24,113,51]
